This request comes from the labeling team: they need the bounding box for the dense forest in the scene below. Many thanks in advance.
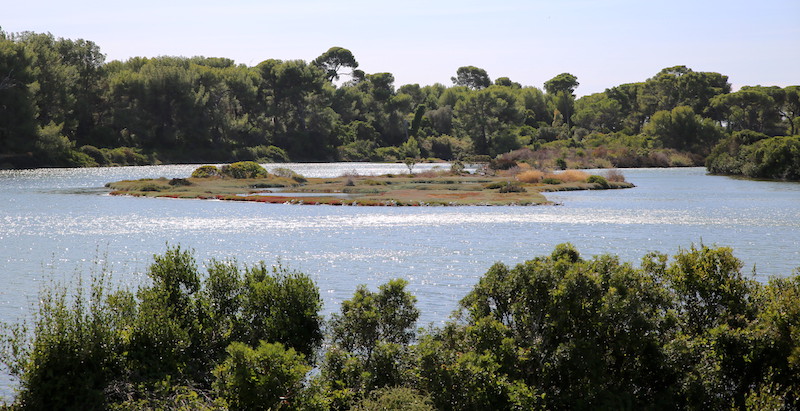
[1,30,798,179]
[1,244,798,409]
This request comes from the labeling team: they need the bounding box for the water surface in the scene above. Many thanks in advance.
[1,164,799,399]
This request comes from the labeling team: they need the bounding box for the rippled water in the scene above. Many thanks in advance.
[1,164,799,399]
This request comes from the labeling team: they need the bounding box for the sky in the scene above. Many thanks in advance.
[4,0,799,96]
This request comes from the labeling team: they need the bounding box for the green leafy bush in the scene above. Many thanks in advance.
[105,147,149,166]
[351,387,434,411]
[220,161,268,179]
[245,145,290,163]
[191,165,221,178]
[80,145,110,166]
[213,341,310,410]
[541,177,562,184]
[586,174,609,187]
[5,244,800,409]
[707,135,800,180]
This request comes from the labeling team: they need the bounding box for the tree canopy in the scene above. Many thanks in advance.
[0,28,797,179]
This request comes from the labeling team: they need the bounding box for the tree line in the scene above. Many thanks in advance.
[1,29,798,177]
[1,244,798,409]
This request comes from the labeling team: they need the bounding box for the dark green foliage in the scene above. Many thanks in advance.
[3,274,123,410]
[79,145,109,165]
[168,177,192,186]
[707,135,800,180]
[239,263,324,359]
[322,279,420,408]
[544,72,579,95]
[329,280,419,357]
[105,147,149,165]
[240,145,290,163]
[2,28,799,169]
[213,341,310,409]
[0,245,324,408]
[451,66,491,90]
[351,386,434,411]
[586,174,609,187]
[4,244,800,409]
[643,106,724,153]
[313,46,359,82]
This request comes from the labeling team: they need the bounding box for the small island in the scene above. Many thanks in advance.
[106,161,634,206]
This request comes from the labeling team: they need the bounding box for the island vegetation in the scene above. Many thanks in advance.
[1,29,797,180]
[1,244,798,409]
[105,161,633,206]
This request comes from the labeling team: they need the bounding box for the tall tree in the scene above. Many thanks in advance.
[0,31,37,155]
[709,86,782,135]
[451,66,491,90]
[640,66,730,119]
[572,92,623,133]
[313,46,358,82]
[544,72,579,95]
[455,86,523,155]
[644,105,723,152]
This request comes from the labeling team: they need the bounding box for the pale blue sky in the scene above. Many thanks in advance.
[4,0,799,95]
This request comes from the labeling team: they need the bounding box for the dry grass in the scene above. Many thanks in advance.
[415,168,451,178]
[548,170,590,183]
[516,170,545,183]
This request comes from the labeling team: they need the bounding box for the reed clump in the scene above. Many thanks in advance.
[546,170,590,183]
[516,170,545,183]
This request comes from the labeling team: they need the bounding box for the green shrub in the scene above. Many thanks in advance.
[541,177,562,184]
[80,145,110,166]
[1,272,126,410]
[169,178,192,186]
[246,145,290,163]
[337,140,378,162]
[351,387,434,411]
[375,146,402,161]
[238,264,324,359]
[106,147,149,165]
[213,341,310,410]
[191,165,221,178]
[220,161,268,179]
[0,246,325,409]
[586,175,609,188]
[67,150,99,167]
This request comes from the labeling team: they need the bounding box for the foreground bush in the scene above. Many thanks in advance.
[0,246,322,409]
[2,244,799,409]
[213,341,309,409]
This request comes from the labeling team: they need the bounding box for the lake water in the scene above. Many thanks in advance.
[1,164,799,400]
